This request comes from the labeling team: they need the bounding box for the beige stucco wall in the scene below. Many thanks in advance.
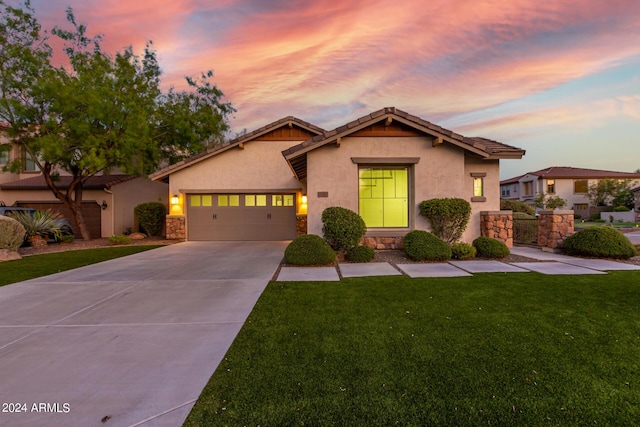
[110,177,168,236]
[306,136,501,243]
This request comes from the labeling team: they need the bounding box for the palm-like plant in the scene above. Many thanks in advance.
[8,209,65,242]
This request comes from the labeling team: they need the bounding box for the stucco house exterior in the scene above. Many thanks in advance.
[0,123,168,238]
[150,107,525,244]
[500,166,640,218]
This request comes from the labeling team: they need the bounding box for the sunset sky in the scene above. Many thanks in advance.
[19,0,640,179]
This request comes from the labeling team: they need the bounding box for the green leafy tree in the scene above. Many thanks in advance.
[534,192,566,210]
[587,179,634,208]
[0,2,234,240]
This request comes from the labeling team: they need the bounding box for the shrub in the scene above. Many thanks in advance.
[613,206,631,212]
[419,198,471,244]
[9,209,65,240]
[501,199,535,216]
[473,237,510,258]
[403,230,452,261]
[574,214,581,220]
[346,245,375,263]
[588,213,602,222]
[284,234,336,266]
[108,234,132,245]
[513,212,536,220]
[321,207,366,250]
[0,215,26,251]
[59,234,75,244]
[134,202,166,236]
[563,226,637,259]
[451,242,477,260]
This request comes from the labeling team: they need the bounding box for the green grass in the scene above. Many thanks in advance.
[0,246,162,286]
[575,221,638,229]
[185,272,640,426]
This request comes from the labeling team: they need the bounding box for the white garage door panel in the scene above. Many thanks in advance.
[187,193,296,241]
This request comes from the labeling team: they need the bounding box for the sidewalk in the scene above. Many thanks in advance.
[277,246,640,281]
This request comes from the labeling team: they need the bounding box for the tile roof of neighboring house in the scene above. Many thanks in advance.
[282,107,525,180]
[149,116,324,182]
[0,174,137,190]
[500,174,525,185]
[501,166,640,183]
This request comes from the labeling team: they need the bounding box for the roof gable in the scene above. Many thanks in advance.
[502,166,640,183]
[149,116,324,181]
[282,107,525,180]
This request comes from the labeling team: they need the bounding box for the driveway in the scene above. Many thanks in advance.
[0,241,286,427]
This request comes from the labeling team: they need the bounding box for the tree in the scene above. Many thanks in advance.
[0,2,234,240]
[534,192,566,210]
[586,179,633,208]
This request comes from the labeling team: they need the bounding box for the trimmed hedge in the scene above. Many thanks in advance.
[418,198,471,244]
[322,207,366,250]
[563,226,637,259]
[500,199,535,216]
[284,234,336,266]
[108,234,132,245]
[451,242,477,260]
[134,202,166,236]
[346,245,375,263]
[513,212,536,220]
[403,230,452,261]
[0,215,26,251]
[473,237,510,259]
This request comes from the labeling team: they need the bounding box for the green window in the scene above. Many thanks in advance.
[272,194,294,207]
[359,168,408,227]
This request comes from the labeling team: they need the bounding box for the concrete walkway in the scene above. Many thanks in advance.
[0,241,286,427]
[277,245,640,281]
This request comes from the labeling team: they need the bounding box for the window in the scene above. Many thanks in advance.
[245,194,267,207]
[524,182,533,196]
[574,203,588,210]
[0,146,9,164]
[547,179,555,194]
[218,195,239,207]
[23,151,38,172]
[473,178,484,197]
[359,167,408,227]
[574,180,588,194]
[513,184,518,193]
[272,195,294,207]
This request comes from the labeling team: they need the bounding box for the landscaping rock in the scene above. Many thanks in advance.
[129,232,147,240]
[0,249,22,262]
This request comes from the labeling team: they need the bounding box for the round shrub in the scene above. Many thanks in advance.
[513,212,536,220]
[108,234,132,245]
[613,206,631,212]
[284,234,336,266]
[134,202,166,236]
[418,198,471,244]
[473,237,510,258]
[0,215,26,251]
[563,226,637,259]
[321,207,366,250]
[501,199,535,216]
[403,230,452,261]
[346,245,375,263]
[451,242,477,260]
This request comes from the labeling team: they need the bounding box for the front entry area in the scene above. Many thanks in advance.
[187,193,297,241]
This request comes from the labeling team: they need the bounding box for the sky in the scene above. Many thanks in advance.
[15,0,640,179]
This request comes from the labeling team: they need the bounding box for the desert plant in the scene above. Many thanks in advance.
[500,199,535,216]
[451,242,477,260]
[108,234,132,245]
[419,198,471,244]
[321,207,366,251]
[284,234,336,266]
[134,202,166,237]
[345,245,375,263]
[473,237,510,258]
[0,215,26,251]
[563,226,637,259]
[9,209,65,241]
[403,230,452,261]
[613,206,631,212]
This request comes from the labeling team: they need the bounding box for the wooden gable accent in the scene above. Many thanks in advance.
[255,125,316,141]
[350,120,423,137]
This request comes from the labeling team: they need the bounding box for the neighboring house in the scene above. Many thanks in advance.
[500,166,640,218]
[0,123,168,238]
[632,185,640,221]
[150,107,525,244]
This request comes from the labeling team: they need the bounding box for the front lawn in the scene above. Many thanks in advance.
[575,221,638,229]
[0,246,162,286]
[186,272,640,426]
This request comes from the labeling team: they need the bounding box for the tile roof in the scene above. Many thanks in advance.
[502,166,640,183]
[0,174,137,190]
[282,107,525,180]
[149,116,324,181]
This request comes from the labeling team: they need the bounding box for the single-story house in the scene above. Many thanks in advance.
[150,107,525,244]
[500,166,640,218]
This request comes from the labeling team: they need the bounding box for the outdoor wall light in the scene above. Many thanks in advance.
[301,195,308,203]
[171,195,180,205]
[101,200,108,210]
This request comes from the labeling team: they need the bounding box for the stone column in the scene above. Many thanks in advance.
[166,216,186,240]
[296,215,308,236]
[480,210,513,248]
[537,210,574,252]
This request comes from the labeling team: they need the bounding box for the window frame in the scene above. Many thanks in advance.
[574,179,588,194]
[358,165,411,229]
[547,179,556,194]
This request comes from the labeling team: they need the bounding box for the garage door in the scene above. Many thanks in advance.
[17,201,101,238]
[187,193,297,241]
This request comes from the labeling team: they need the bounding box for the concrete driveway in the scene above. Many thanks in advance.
[0,241,286,427]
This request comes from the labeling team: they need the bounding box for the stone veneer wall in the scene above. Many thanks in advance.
[166,216,186,240]
[480,210,513,248]
[296,215,307,236]
[361,236,404,250]
[537,210,574,251]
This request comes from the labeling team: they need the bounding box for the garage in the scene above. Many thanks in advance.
[17,200,101,238]
[187,193,297,241]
